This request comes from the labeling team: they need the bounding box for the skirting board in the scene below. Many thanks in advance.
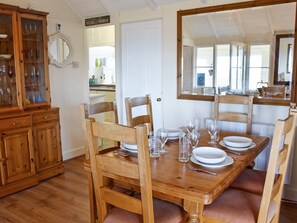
[63,146,85,160]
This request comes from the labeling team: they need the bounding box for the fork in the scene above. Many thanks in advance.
[187,164,217,176]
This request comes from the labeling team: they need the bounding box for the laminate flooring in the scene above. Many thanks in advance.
[0,156,296,223]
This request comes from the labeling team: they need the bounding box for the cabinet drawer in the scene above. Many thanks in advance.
[0,116,31,131]
[33,111,59,124]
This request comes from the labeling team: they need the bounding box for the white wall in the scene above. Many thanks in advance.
[116,0,296,200]
[0,0,87,160]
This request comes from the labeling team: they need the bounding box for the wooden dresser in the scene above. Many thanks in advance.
[0,3,64,197]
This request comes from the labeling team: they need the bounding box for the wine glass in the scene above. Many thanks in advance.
[186,120,195,133]
[206,119,218,145]
[194,117,200,131]
[157,128,168,154]
[189,130,200,149]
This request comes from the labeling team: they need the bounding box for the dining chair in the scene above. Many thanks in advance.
[213,94,254,134]
[80,101,120,223]
[125,94,154,132]
[262,86,286,98]
[229,104,297,199]
[85,118,186,223]
[202,107,296,223]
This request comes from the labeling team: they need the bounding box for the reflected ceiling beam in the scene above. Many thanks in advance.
[265,7,275,34]
[97,0,116,14]
[207,15,219,39]
[144,0,157,11]
[235,11,246,37]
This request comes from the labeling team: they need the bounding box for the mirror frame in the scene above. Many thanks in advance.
[274,34,295,86]
[177,0,297,106]
[48,31,73,68]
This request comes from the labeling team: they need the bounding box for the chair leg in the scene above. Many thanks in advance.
[88,172,98,223]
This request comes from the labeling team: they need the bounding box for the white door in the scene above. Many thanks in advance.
[120,19,163,130]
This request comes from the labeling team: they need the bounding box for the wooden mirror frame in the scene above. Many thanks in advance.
[274,34,295,86]
[177,0,297,106]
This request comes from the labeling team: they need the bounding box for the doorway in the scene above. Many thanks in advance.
[86,25,116,122]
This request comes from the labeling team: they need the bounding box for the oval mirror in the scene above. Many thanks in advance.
[48,32,73,68]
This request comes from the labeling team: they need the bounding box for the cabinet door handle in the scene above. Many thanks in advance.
[0,158,6,162]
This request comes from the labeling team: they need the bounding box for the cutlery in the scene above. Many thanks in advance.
[187,164,217,176]
[114,150,130,157]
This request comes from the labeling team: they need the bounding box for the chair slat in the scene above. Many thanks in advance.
[101,188,142,214]
[277,145,288,167]
[271,175,283,200]
[218,112,247,123]
[98,155,139,179]
[92,121,136,145]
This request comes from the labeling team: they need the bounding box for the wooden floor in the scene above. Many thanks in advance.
[0,156,296,223]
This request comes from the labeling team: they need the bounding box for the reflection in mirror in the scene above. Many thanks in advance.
[274,34,294,85]
[177,0,297,105]
[48,32,73,68]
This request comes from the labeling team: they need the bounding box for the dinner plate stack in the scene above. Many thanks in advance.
[191,147,234,168]
[167,129,182,140]
[220,136,254,151]
[120,143,138,153]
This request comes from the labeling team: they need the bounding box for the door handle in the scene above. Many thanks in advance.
[156,98,161,102]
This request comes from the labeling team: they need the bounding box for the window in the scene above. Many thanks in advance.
[247,45,270,90]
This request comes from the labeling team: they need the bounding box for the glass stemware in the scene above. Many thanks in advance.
[186,120,195,133]
[157,128,168,154]
[206,119,218,145]
[189,130,200,149]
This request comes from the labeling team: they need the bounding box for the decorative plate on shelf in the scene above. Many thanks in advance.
[0,34,8,38]
[0,54,12,59]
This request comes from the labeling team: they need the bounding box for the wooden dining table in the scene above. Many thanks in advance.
[96,129,270,223]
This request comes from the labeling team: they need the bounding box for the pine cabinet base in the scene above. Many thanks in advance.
[0,107,64,198]
[37,165,64,182]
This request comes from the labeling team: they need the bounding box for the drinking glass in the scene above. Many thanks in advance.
[179,134,190,162]
[149,137,161,158]
[188,130,200,149]
[157,128,168,154]
[206,119,218,145]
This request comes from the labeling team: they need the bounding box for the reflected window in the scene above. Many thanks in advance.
[248,45,270,90]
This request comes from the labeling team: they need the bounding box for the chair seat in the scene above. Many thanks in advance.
[104,197,185,223]
[203,188,277,223]
[230,168,266,194]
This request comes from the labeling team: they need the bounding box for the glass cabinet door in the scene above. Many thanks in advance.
[0,10,21,110]
[19,14,50,108]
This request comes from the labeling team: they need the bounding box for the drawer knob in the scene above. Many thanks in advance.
[43,116,48,119]
[10,122,16,126]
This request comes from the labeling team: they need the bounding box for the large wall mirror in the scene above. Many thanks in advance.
[177,0,297,105]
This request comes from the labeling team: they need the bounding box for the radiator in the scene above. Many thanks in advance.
[217,120,293,184]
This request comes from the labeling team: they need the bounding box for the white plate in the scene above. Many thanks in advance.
[167,129,182,138]
[190,155,234,168]
[192,147,227,164]
[120,145,138,154]
[219,140,256,151]
[223,136,252,148]
[0,54,12,59]
[122,143,137,150]
[0,34,8,38]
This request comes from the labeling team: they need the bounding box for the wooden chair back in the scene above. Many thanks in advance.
[262,85,285,98]
[213,94,254,134]
[258,105,297,222]
[85,118,154,223]
[80,101,119,160]
[125,94,154,132]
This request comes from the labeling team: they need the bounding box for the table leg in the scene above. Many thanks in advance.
[183,200,204,223]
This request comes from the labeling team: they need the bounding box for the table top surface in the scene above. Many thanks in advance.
[104,129,269,205]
